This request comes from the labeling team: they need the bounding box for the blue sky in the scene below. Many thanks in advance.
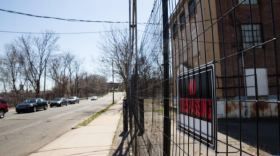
[0,0,154,77]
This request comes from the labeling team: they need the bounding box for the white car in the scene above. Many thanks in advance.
[91,96,98,100]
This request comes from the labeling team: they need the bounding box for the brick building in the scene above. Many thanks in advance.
[170,0,280,117]
[216,0,280,100]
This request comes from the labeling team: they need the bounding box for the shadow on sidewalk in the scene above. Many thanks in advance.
[112,131,134,156]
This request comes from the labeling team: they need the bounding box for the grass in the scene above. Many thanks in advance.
[157,109,164,114]
[112,111,123,143]
[75,101,118,127]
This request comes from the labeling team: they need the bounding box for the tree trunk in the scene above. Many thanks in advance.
[36,80,40,98]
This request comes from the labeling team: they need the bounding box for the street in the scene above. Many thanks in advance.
[0,92,123,156]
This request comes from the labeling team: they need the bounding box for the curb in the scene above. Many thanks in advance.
[71,96,124,128]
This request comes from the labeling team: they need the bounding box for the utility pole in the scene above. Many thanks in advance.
[76,78,77,96]
[44,58,47,99]
[128,0,132,102]
[135,0,138,106]
[86,73,88,99]
[112,59,114,103]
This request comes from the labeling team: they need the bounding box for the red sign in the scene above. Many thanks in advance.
[180,98,212,120]
[177,65,216,151]
[189,79,196,95]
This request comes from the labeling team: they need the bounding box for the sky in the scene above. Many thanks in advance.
[0,0,155,90]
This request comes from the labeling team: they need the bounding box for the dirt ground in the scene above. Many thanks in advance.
[109,104,276,156]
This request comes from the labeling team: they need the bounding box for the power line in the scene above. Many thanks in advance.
[0,30,127,35]
[0,8,148,25]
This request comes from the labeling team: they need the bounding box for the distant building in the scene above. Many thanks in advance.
[107,82,124,91]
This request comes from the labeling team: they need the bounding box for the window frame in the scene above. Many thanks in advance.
[188,0,197,19]
[241,24,263,49]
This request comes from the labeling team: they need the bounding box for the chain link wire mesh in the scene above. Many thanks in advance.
[127,0,280,155]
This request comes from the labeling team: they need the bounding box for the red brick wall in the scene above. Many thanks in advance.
[215,0,280,97]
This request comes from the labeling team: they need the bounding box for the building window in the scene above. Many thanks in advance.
[241,24,262,49]
[180,12,185,29]
[173,21,178,38]
[188,0,197,19]
[239,0,258,4]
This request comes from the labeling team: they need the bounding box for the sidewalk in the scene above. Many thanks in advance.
[29,100,123,156]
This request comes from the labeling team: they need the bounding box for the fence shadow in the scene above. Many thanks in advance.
[218,118,279,155]
[112,131,133,156]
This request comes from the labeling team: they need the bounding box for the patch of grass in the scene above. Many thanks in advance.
[157,109,164,114]
[112,111,123,143]
[75,101,118,127]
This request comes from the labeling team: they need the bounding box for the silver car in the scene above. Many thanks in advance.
[91,96,98,100]
[68,96,80,104]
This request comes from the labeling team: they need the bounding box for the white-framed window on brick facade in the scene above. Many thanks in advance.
[239,0,258,5]
[241,24,262,49]
[188,0,196,19]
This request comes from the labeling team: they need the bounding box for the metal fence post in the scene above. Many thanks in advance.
[123,99,128,132]
[162,0,170,155]
[139,99,144,135]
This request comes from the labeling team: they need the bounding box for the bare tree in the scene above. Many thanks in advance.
[1,42,22,94]
[49,51,76,97]
[0,59,9,93]
[18,30,59,96]
[87,74,107,95]
[65,52,75,96]
[98,26,133,94]
[74,73,107,97]
[73,58,84,96]
[136,36,164,98]
[49,56,65,97]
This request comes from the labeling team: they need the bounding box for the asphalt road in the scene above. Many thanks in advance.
[0,92,124,156]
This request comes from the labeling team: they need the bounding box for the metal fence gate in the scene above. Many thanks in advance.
[127,0,280,155]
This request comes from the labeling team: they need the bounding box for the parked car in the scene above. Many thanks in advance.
[50,98,68,107]
[91,96,98,100]
[68,96,79,104]
[0,97,9,118]
[16,98,48,113]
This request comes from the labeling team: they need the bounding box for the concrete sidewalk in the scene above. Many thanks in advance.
[29,100,123,156]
